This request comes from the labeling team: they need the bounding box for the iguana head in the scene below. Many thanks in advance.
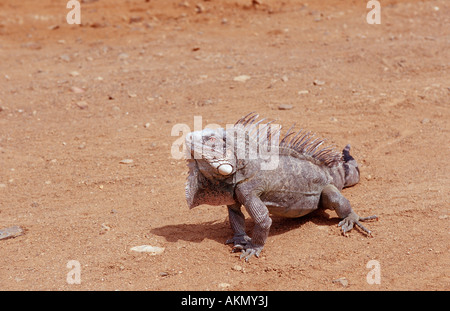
[185,127,236,180]
[185,127,238,209]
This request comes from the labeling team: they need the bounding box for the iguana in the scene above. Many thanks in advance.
[185,113,377,261]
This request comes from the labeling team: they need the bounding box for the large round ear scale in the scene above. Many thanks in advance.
[211,162,233,176]
[217,164,233,176]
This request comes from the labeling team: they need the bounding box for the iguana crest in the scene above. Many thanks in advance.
[233,112,342,167]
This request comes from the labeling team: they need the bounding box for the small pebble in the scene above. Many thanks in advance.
[76,101,88,109]
[278,104,293,110]
[332,277,348,287]
[130,245,165,255]
[119,159,133,164]
[195,3,205,13]
[99,223,110,234]
[233,75,251,83]
[0,226,24,240]
[313,79,325,86]
[60,54,71,62]
[70,86,85,94]
[218,282,231,289]
[127,91,137,98]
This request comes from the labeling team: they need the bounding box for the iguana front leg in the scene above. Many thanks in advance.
[321,185,377,235]
[226,203,251,250]
[234,186,273,261]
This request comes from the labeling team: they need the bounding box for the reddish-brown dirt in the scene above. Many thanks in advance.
[0,0,448,291]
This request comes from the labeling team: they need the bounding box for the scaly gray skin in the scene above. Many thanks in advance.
[185,113,377,261]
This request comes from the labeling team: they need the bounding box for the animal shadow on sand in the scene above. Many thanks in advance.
[151,208,342,246]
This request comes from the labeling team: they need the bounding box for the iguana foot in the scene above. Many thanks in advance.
[339,212,378,236]
[226,233,251,252]
[226,235,263,262]
[239,243,264,262]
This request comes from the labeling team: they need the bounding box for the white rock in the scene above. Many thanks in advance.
[278,104,293,110]
[70,86,85,93]
[76,101,88,109]
[0,226,23,240]
[119,159,133,164]
[218,282,231,289]
[195,3,205,13]
[233,75,251,82]
[130,245,165,255]
[332,277,348,287]
[313,79,325,86]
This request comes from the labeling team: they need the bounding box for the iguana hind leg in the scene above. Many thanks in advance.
[320,184,377,236]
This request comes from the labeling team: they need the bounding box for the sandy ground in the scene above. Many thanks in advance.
[0,0,448,291]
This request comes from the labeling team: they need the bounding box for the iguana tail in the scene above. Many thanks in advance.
[342,144,360,188]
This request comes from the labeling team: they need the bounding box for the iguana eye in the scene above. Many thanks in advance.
[207,137,217,147]
[202,136,216,144]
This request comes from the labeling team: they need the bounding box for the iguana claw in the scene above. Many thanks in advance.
[226,235,263,261]
[339,212,378,236]
[239,244,264,262]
